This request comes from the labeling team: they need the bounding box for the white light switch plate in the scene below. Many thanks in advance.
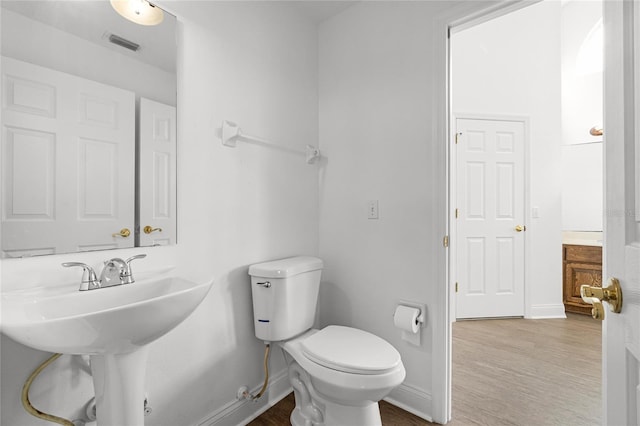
[367,200,379,219]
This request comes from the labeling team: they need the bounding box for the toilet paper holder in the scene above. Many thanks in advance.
[393,301,426,346]
[395,301,426,326]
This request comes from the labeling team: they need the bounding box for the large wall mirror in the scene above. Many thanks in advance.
[1,1,177,258]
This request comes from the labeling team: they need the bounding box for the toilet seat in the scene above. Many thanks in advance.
[281,327,406,406]
[300,326,401,375]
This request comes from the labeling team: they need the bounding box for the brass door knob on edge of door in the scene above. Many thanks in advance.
[515,225,526,232]
[580,277,623,320]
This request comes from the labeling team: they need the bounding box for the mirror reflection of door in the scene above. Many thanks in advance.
[1,57,135,257]
[0,1,177,258]
[138,98,176,247]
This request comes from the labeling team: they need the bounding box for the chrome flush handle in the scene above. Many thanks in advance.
[256,281,271,288]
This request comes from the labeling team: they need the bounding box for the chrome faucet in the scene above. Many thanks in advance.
[100,258,129,287]
[63,254,147,291]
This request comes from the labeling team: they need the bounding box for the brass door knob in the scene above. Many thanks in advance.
[515,225,526,232]
[143,226,163,234]
[112,228,131,238]
[590,126,603,136]
[580,277,623,321]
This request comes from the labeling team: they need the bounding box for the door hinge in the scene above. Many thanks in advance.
[443,235,449,248]
[455,133,461,144]
[455,208,459,219]
[455,282,459,293]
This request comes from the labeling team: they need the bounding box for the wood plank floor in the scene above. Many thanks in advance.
[248,314,601,425]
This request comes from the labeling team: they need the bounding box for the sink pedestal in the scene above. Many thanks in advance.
[90,347,149,426]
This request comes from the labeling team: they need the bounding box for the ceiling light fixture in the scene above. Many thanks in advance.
[110,0,164,26]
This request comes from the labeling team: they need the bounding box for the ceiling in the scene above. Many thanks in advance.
[1,0,357,74]
[286,1,357,23]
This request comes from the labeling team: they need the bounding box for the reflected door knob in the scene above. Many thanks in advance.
[143,226,162,234]
[112,228,131,238]
[580,277,623,320]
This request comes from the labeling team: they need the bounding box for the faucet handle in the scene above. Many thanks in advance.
[125,254,147,264]
[62,262,100,291]
[122,254,147,284]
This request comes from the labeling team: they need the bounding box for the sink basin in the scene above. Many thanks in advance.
[1,276,212,354]
[1,275,213,425]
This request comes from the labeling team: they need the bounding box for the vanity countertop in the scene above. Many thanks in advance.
[562,231,603,247]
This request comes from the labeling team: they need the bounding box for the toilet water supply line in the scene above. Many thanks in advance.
[243,343,271,400]
[22,353,74,426]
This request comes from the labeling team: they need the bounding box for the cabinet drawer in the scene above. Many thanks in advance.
[564,245,602,263]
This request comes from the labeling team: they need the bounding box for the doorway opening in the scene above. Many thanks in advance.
[448,0,603,424]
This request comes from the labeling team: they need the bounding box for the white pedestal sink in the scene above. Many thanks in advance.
[1,275,213,425]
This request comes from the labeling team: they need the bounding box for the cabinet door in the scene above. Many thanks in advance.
[563,261,602,314]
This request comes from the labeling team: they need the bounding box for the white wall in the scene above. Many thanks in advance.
[561,0,603,146]
[317,1,463,419]
[164,2,319,423]
[560,0,603,231]
[451,1,564,318]
[0,2,319,425]
[562,143,603,231]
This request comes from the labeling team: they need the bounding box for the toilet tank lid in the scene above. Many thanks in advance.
[248,256,323,278]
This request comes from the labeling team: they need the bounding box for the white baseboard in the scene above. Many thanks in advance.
[196,369,292,426]
[383,382,433,422]
[527,303,567,319]
[196,371,433,425]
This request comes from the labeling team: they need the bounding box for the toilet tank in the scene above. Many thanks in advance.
[249,256,323,342]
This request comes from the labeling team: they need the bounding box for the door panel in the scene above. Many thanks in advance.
[456,118,525,319]
[3,127,55,219]
[1,56,135,256]
[496,237,515,294]
[138,98,176,247]
[78,138,119,218]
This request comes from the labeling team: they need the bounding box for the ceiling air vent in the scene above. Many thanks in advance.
[108,34,140,52]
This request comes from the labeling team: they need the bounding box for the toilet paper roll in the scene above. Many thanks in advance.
[393,305,420,334]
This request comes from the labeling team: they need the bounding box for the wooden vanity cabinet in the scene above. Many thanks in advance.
[562,244,603,315]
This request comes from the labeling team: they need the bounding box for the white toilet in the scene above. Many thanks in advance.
[249,256,406,426]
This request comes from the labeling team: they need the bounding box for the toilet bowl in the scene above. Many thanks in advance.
[249,256,406,425]
[285,326,405,403]
[281,327,405,426]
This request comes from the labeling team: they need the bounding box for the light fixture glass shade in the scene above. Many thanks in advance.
[110,0,164,26]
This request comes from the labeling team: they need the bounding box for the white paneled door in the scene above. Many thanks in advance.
[600,1,640,424]
[138,98,176,247]
[455,117,525,319]
[1,56,135,257]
